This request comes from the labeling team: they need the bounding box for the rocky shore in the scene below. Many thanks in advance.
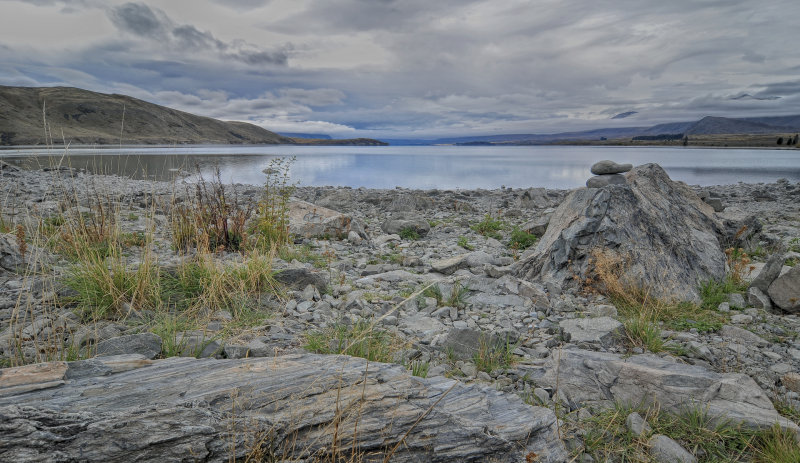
[1,159,800,462]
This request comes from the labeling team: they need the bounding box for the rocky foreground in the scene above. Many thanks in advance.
[1,160,800,462]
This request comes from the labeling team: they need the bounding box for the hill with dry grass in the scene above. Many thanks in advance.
[0,86,294,146]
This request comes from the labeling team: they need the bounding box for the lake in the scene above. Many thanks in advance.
[1,145,799,189]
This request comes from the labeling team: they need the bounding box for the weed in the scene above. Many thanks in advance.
[471,213,504,239]
[508,226,537,250]
[171,166,255,253]
[473,335,518,373]
[623,316,664,353]
[753,424,800,463]
[409,360,429,378]
[447,281,470,309]
[423,284,443,306]
[457,235,474,250]
[699,277,747,311]
[304,320,399,363]
[65,243,161,320]
[252,157,295,250]
[398,227,419,241]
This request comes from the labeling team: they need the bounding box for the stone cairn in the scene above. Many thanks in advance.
[586,160,633,188]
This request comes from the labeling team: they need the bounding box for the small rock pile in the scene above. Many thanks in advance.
[586,159,632,188]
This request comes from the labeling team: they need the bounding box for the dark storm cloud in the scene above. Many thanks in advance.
[108,2,167,37]
[106,2,288,66]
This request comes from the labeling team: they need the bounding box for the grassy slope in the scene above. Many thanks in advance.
[0,86,295,145]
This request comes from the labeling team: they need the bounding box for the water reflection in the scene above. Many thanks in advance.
[1,145,798,189]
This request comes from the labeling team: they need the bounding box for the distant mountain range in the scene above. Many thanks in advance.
[385,115,800,145]
[0,86,384,146]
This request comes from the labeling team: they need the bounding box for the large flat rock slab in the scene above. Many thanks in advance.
[0,353,566,462]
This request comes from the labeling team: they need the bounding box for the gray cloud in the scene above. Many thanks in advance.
[108,2,167,37]
[106,2,288,66]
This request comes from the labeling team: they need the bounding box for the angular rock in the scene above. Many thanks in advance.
[648,434,696,463]
[521,215,551,237]
[719,211,762,249]
[751,249,786,293]
[288,199,367,241]
[718,325,767,347]
[95,332,163,359]
[441,328,499,360]
[626,412,653,437]
[0,354,567,462]
[559,317,623,347]
[274,267,329,293]
[586,174,627,188]
[591,160,633,175]
[514,164,726,301]
[768,265,800,313]
[535,348,798,435]
[748,286,773,311]
[381,213,431,237]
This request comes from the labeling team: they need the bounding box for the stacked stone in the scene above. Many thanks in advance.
[586,160,632,188]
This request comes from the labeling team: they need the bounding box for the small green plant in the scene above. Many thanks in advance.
[423,284,443,306]
[303,320,399,363]
[457,236,474,250]
[473,335,518,373]
[788,237,800,253]
[623,316,664,352]
[409,360,429,378]
[398,227,420,240]
[471,214,504,239]
[447,281,470,308]
[508,226,537,250]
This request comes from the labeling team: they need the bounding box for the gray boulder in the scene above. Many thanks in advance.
[648,435,697,463]
[514,164,726,302]
[768,265,800,313]
[591,160,633,175]
[750,249,785,293]
[559,317,624,348]
[535,348,798,435]
[381,213,431,237]
[274,267,329,293]
[748,286,773,311]
[0,354,567,462]
[95,333,163,359]
[586,174,627,188]
[288,199,367,241]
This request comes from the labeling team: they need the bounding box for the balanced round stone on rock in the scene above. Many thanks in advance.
[591,160,633,175]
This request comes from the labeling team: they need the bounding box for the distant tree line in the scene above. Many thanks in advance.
[632,133,685,141]
[777,134,799,145]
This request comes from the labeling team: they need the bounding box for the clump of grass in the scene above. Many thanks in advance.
[409,360,429,378]
[582,402,796,462]
[252,157,295,250]
[304,320,399,363]
[471,213,504,239]
[162,248,281,317]
[457,235,474,250]
[508,225,537,250]
[473,335,518,374]
[65,242,161,320]
[587,249,725,350]
[423,284,443,306]
[170,166,255,253]
[398,227,419,241]
[447,281,470,309]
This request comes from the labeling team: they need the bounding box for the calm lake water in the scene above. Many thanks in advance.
[1,145,799,189]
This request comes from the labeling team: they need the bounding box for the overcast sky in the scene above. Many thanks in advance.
[1,0,799,139]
